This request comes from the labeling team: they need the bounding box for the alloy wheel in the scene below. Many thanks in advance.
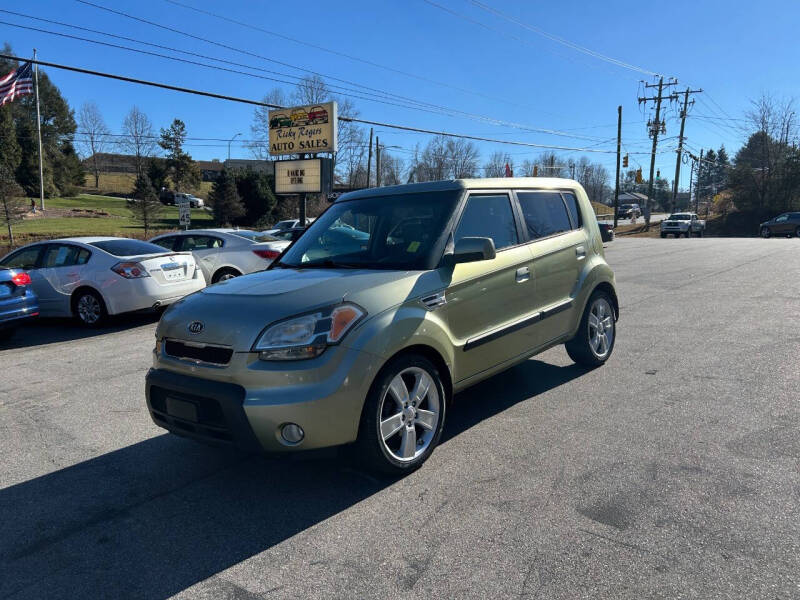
[77,294,101,325]
[588,298,614,359]
[378,367,441,463]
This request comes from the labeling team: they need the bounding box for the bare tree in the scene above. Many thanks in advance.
[122,106,157,177]
[379,150,404,186]
[250,88,289,160]
[293,75,328,105]
[77,102,109,188]
[447,138,479,178]
[483,151,510,178]
[0,165,25,247]
[535,152,567,178]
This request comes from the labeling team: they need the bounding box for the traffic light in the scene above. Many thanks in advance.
[635,168,643,183]
[622,154,628,168]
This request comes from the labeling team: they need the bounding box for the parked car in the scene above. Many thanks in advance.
[759,212,800,238]
[660,213,705,238]
[173,193,204,208]
[0,267,39,340]
[270,227,307,243]
[149,229,290,283]
[262,218,315,236]
[597,222,614,242]
[146,178,618,474]
[617,204,641,220]
[0,238,205,327]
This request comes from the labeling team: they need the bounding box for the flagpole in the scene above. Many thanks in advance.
[33,49,44,211]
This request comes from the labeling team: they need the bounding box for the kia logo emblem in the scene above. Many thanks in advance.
[187,321,204,334]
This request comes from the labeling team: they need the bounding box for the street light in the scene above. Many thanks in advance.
[227,132,242,161]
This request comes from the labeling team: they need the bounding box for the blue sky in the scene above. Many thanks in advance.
[1,0,798,191]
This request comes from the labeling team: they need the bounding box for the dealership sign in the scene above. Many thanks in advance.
[268,101,338,156]
[275,158,334,194]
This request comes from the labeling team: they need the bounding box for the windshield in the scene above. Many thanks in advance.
[668,214,692,220]
[89,239,170,256]
[278,191,460,270]
[229,230,279,243]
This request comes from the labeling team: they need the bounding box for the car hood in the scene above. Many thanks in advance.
[157,266,447,350]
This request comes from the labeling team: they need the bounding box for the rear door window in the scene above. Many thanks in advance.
[42,244,81,268]
[181,236,223,250]
[516,191,572,240]
[454,194,518,251]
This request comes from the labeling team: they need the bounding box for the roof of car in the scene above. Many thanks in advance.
[338,178,582,202]
[47,236,127,244]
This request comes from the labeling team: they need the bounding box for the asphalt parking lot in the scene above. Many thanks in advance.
[2,237,799,599]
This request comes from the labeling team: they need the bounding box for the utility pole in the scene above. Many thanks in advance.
[695,149,703,213]
[366,127,373,188]
[639,77,678,228]
[375,136,381,187]
[672,87,702,211]
[614,105,622,228]
[33,49,45,211]
[687,154,695,214]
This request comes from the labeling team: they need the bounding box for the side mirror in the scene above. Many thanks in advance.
[452,237,496,264]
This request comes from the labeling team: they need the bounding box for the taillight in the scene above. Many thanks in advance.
[11,272,31,286]
[111,262,151,279]
[253,249,281,260]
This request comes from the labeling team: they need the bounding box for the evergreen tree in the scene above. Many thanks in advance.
[129,172,163,235]
[0,164,25,247]
[233,169,277,225]
[146,158,170,194]
[211,170,245,226]
[158,118,199,192]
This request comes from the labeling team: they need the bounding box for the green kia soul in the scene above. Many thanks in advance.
[146,178,618,473]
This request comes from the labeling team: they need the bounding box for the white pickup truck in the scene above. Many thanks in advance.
[660,212,706,238]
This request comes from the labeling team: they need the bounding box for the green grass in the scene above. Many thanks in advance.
[2,194,214,249]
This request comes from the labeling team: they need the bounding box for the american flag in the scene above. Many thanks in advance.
[0,62,34,106]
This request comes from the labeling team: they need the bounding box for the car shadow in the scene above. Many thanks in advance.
[0,359,585,599]
[0,312,161,350]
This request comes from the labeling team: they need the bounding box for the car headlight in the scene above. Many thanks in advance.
[252,303,366,361]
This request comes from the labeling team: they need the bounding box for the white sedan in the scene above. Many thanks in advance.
[148,229,290,283]
[0,237,206,326]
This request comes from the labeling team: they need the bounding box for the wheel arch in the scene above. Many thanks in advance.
[211,265,242,283]
[592,281,619,321]
[70,285,109,315]
[369,344,454,407]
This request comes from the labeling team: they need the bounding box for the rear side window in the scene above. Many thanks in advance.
[1,246,42,270]
[454,194,518,251]
[517,192,572,240]
[181,236,223,250]
[562,192,583,229]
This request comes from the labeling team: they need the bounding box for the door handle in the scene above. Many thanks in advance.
[576,245,586,260]
[515,266,530,283]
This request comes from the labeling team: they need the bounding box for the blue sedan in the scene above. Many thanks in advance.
[0,267,39,340]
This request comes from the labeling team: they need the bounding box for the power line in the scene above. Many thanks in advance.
[466,0,659,76]
[0,53,636,155]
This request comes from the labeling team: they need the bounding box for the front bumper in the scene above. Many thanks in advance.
[146,341,381,453]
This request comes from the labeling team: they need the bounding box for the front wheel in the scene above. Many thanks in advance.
[211,268,241,283]
[565,291,616,367]
[355,354,446,475]
[761,227,771,238]
[795,226,800,238]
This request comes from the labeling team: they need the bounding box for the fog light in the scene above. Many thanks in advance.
[281,423,305,444]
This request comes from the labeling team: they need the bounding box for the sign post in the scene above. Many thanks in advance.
[178,203,191,230]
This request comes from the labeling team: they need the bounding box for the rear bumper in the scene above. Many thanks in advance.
[0,291,39,329]
[105,276,206,315]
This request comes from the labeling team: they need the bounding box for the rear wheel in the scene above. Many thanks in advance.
[212,267,241,283]
[761,226,771,238]
[566,291,616,367]
[355,354,446,475]
[72,289,107,327]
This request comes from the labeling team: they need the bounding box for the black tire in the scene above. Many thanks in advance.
[72,288,107,327]
[698,229,705,237]
[211,267,241,284]
[660,233,666,238]
[354,354,447,475]
[761,227,771,238]
[684,230,691,238]
[565,290,616,368]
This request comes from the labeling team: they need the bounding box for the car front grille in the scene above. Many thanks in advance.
[164,339,233,365]
[148,386,233,443]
